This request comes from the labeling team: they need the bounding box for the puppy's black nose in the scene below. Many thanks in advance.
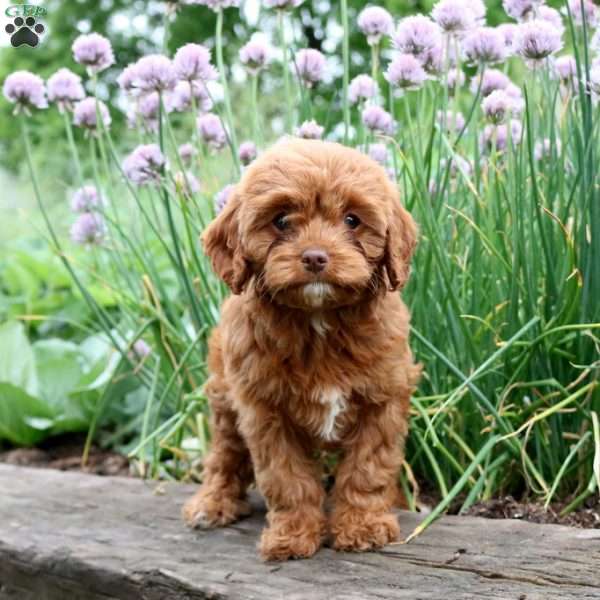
[302,248,329,273]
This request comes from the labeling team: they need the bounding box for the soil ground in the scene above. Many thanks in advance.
[2,435,598,528]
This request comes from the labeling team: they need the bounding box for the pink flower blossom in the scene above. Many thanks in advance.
[70,213,106,245]
[538,6,565,35]
[367,143,388,165]
[554,55,577,83]
[393,16,441,56]
[514,20,563,62]
[197,113,227,149]
[470,68,510,96]
[534,138,561,161]
[566,0,598,27]
[133,55,177,92]
[295,120,324,139]
[73,98,111,131]
[215,184,235,213]
[71,186,103,213]
[47,68,85,112]
[3,71,47,111]
[462,27,506,65]
[362,105,395,135]
[357,6,393,45]
[173,44,218,82]
[437,110,466,133]
[348,74,379,104]
[72,33,114,74]
[238,141,258,165]
[240,39,271,72]
[174,171,201,195]
[263,0,304,7]
[431,0,477,34]
[168,80,212,113]
[179,143,197,164]
[497,23,518,54]
[182,0,240,10]
[123,144,166,185]
[293,49,327,87]
[385,53,428,90]
[118,64,139,94]
[481,119,523,152]
[482,90,514,124]
[502,0,539,21]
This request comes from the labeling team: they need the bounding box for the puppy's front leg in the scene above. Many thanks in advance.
[239,405,326,561]
[330,400,407,551]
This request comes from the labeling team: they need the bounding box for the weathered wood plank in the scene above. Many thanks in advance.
[0,465,598,599]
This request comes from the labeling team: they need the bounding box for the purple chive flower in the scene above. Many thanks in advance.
[447,68,466,93]
[592,30,600,54]
[348,74,379,104]
[179,143,197,164]
[502,0,539,21]
[263,0,304,8]
[72,33,115,74]
[173,43,218,82]
[132,339,152,359]
[419,44,445,76]
[362,105,395,135]
[357,6,394,46]
[482,90,514,124]
[534,138,561,161]
[239,39,271,73]
[117,64,139,94]
[515,20,563,63]
[431,0,477,34]
[470,68,510,96]
[481,119,522,152]
[133,55,177,92]
[466,0,486,22]
[214,184,235,214]
[123,144,166,185]
[441,155,473,178]
[293,49,327,87]
[168,80,212,113]
[238,141,258,165]
[197,113,227,149]
[295,120,324,139]
[437,110,466,133]
[71,185,103,213]
[181,0,240,10]
[47,68,85,112]
[2,71,47,112]
[497,23,518,54]
[128,92,170,132]
[174,171,201,195]
[566,0,598,27]
[589,65,600,95]
[538,6,565,35]
[367,143,388,165]
[393,16,441,56]
[70,213,106,245]
[385,53,428,90]
[462,27,506,65]
[554,56,577,84]
[73,98,111,131]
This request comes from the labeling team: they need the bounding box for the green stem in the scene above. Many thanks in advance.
[278,9,293,133]
[340,0,350,144]
[63,110,84,183]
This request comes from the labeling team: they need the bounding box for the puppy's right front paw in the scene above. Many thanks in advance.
[182,491,251,529]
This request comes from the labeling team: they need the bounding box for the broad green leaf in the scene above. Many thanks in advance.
[0,320,38,397]
[0,383,54,446]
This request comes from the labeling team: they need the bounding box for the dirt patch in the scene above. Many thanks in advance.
[464,495,600,528]
[0,434,130,477]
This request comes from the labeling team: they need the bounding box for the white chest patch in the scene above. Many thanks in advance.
[303,282,333,308]
[316,387,347,441]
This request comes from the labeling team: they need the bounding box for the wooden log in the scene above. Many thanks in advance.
[0,465,598,599]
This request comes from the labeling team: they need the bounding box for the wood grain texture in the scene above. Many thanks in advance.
[0,465,598,600]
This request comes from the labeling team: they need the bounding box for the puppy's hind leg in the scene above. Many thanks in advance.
[182,375,253,529]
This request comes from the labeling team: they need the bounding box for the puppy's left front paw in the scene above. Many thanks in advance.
[331,509,399,552]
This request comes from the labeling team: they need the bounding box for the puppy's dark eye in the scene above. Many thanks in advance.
[344,214,361,229]
[273,212,289,231]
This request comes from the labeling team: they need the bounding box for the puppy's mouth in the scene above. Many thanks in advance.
[301,281,335,308]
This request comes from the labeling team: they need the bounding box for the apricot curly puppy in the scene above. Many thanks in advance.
[183,139,421,561]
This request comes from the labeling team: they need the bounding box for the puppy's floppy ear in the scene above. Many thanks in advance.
[383,195,418,291]
[201,189,251,294]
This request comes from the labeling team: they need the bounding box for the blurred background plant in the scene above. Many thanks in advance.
[1,0,598,532]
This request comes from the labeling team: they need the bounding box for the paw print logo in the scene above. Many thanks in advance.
[5,16,45,48]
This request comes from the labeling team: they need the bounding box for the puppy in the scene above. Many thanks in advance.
[182,139,420,561]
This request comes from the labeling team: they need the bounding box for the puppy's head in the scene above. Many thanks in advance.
[202,139,417,310]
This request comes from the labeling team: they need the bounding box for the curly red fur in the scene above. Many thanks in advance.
[182,140,421,561]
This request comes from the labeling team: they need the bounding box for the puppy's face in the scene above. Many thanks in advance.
[203,140,417,310]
